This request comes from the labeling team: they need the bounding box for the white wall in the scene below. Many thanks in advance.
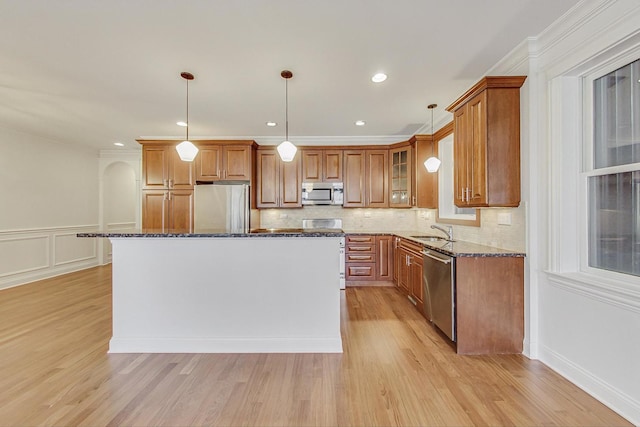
[0,127,101,289]
[506,0,640,423]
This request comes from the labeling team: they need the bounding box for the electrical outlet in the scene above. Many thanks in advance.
[497,212,511,225]
[364,211,372,218]
[279,213,288,219]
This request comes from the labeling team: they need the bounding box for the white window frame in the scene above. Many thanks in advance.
[579,51,640,285]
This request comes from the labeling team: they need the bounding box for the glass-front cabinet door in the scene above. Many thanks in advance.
[389,145,413,207]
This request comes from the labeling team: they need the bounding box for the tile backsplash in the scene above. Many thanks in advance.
[259,205,526,252]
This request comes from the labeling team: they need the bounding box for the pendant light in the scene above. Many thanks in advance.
[277,70,297,162]
[424,103,441,173]
[175,72,199,162]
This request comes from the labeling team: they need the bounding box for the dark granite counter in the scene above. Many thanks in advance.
[344,230,525,258]
[77,228,345,238]
[78,229,522,257]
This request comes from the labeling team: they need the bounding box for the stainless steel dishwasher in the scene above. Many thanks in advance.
[422,249,456,341]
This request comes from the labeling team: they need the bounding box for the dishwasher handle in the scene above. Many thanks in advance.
[422,250,452,264]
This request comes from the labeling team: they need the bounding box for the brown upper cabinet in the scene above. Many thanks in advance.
[194,141,254,182]
[389,144,413,208]
[142,144,194,190]
[411,135,439,209]
[446,76,526,208]
[301,149,343,182]
[343,149,388,208]
[255,148,302,208]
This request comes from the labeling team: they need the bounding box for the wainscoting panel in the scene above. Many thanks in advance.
[54,233,97,266]
[0,225,100,290]
[0,235,49,277]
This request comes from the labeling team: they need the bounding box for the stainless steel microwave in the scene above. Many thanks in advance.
[301,182,344,205]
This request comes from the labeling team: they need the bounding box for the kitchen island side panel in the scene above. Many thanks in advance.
[109,237,342,353]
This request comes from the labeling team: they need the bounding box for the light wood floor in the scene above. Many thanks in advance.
[0,266,631,426]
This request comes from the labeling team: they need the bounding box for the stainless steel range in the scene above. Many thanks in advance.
[302,219,345,290]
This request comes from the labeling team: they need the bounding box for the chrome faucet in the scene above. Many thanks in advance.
[431,224,453,241]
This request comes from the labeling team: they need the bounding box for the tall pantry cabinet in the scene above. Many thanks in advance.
[141,143,195,232]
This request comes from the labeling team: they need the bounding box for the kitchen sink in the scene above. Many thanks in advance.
[410,235,453,242]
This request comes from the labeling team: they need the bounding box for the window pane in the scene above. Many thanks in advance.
[593,58,640,168]
[588,172,640,276]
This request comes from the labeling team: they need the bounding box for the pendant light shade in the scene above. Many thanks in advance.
[277,140,297,162]
[277,70,297,162]
[424,156,442,173]
[423,103,441,173]
[176,140,199,161]
[175,72,199,162]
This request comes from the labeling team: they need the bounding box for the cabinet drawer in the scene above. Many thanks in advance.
[346,253,375,262]
[399,238,423,255]
[346,235,374,244]
[345,263,376,280]
[346,244,375,254]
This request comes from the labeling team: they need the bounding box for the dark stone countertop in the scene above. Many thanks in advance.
[77,229,524,257]
[344,230,525,258]
[77,228,345,238]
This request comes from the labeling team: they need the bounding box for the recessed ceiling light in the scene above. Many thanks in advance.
[355,120,366,126]
[266,121,277,127]
[371,73,387,83]
[113,142,125,147]
[176,121,187,127]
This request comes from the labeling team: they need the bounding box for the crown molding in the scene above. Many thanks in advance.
[139,135,413,146]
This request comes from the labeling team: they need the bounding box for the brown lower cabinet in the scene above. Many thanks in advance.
[345,234,394,283]
[394,236,524,354]
[455,256,524,354]
[394,238,424,313]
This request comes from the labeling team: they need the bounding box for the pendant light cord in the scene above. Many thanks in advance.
[430,106,434,156]
[285,77,289,141]
[428,103,437,156]
[186,78,189,141]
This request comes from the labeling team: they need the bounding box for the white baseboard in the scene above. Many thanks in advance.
[539,345,639,425]
[108,337,344,353]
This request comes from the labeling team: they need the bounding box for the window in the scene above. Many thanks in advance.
[587,58,640,277]
[436,132,480,226]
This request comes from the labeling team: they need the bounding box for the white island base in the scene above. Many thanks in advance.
[109,236,343,353]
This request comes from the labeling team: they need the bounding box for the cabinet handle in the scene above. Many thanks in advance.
[412,195,416,205]
[168,179,174,189]
[164,179,168,188]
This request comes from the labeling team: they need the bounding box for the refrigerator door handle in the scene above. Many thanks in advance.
[243,184,250,233]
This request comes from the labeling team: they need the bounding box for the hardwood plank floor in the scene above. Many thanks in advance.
[0,265,631,426]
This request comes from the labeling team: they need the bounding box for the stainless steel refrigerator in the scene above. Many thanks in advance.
[194,182,250,233]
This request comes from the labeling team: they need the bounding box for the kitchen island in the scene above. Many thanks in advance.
[78,230,344,353]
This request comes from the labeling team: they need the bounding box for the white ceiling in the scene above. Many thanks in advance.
[0,0,581,150]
